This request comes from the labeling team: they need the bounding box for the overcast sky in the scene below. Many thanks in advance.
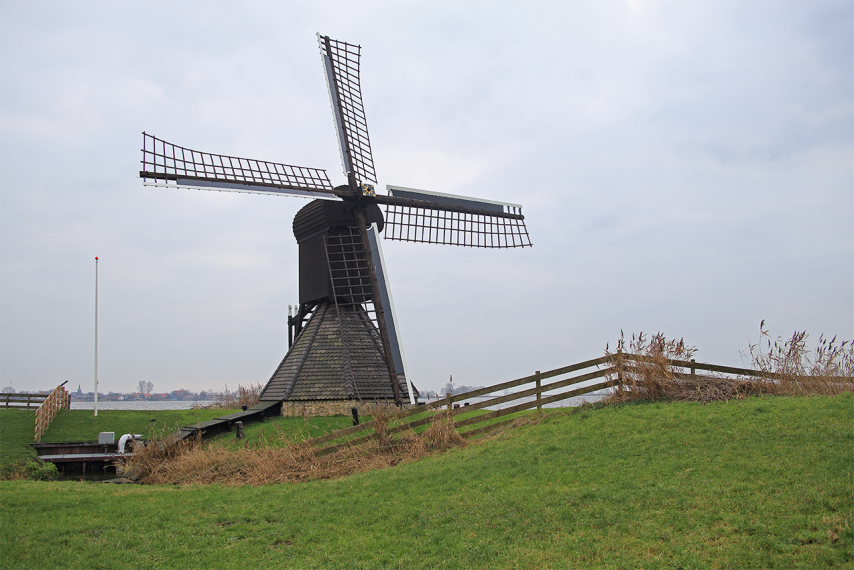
[1,0,852,395]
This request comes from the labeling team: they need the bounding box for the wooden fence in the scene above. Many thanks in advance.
[1,392,51,409]
[307,355,617,456]
[305,353,850,457]
[34,384,71,442]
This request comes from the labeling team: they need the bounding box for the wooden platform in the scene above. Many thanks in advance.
[177,401,282,440]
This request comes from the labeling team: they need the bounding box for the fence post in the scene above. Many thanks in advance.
[690,359,696,377]
[616,348,624,388]
[535,370,542,414]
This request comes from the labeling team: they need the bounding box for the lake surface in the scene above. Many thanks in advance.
[68,388,613,412]
[70,401,217,411]
[427,388,613,410]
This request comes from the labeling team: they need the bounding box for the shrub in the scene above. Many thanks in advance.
[208,383,263,409]
[24,459,59,481]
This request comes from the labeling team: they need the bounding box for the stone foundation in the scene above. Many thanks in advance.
[281,399,414,417]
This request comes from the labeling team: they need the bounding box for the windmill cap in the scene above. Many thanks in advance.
[292,200,384,243]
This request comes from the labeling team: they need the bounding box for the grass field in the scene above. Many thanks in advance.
[1,394,851,568]
[207,415,355,449]
[0,408,240,473]
[0,408,360,473]
[204,408,514,451]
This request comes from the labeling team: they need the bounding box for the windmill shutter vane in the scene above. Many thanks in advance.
[319,34,378,187]
[139,34,532,406]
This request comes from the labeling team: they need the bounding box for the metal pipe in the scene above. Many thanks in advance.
[117,433,142,453]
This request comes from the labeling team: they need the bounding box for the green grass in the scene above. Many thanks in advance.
[1,395,851,568]
[0,408,241,474]
[208,415,355,449]
[0,410,39,468]
[43,408,240,442]
[206,408,528,450]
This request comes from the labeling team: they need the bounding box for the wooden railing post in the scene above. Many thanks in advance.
[535,370,542,414]
[690,359,696,377]
[33,384,68,443]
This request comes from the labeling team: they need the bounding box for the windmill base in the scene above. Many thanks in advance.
[280,399,417,417]
[259,301,415,405]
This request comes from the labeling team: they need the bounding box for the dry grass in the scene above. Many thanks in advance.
[605,328,854,404]
[121,408,467,486]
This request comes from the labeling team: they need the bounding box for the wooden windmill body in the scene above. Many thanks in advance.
[140,35,531,411]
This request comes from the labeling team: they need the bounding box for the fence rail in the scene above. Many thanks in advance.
[1,392,51,409]
[306,352,851,457]
[308,356,618,456]
[34,384,71,442]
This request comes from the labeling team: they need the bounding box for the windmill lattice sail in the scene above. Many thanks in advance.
[380,186,532,248]
[319,34,377,186]
[383,203,531,248]
[140,132,335,195]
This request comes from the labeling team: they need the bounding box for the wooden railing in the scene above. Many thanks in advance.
[306,353,852,456]
[307,356,618,456]
[1,392,50,409]
[34,383,71,442]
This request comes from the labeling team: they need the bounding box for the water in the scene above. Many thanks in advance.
[432,389,612,410]
[68,387,613,412]
[70,401,217,411]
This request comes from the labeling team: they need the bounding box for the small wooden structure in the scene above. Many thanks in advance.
[33,383,71,442]
[31,440,126,476]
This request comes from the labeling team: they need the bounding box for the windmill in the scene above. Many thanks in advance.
[139,34,532,409]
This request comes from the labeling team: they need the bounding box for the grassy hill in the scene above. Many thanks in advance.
[0,408,355,475]
[1,395,851,568]
[0,408,240,473]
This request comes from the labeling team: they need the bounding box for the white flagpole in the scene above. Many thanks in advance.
[94,256,99,417]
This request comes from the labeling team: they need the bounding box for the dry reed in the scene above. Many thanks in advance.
[746,321,854,395]
[121,408,468,486]
[605,327,854,404]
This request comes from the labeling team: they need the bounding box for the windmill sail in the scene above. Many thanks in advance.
[139,133,340,200]
[379,185,532,248]
[318,34,377,186]
[139,33,532,412]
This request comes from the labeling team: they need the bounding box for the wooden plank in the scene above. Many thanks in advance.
[1,392,49,399]
[453,380,617,430]
[441,355,612,403]
[618,354,783,379]
[453,368,609,415]
[616,353,850,382]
